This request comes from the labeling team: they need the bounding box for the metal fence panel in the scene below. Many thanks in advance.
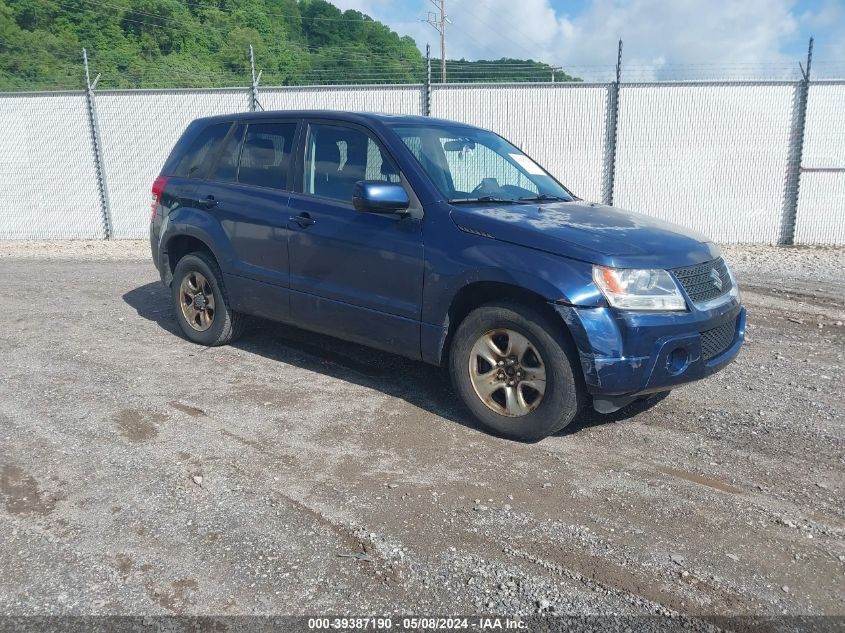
[0,92,104,239]
[614,83,795,244]
[97,89,249,239]
[0,82,843,244]
[430,83,608,202]
[259,84,425,115]
[794,82,845,245]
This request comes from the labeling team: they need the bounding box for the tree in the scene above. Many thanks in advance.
[0,0,579,90]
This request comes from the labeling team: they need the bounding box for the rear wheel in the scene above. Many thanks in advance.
[171,252,245,346]
[449,300,584,441]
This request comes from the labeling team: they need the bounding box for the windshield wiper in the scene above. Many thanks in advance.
[448,196,519,204]
[517,194,567,202]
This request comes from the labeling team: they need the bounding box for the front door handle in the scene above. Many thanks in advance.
[289,213,316,228]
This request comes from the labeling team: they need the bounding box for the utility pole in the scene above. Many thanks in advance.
[426,0,447,82]
[438,0,446,83]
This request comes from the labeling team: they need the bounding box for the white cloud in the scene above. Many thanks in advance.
[328,0,389,14]
[798,0,845,78]
[327,0,433,47]
[350,0,843,81]
[444,0,812,80]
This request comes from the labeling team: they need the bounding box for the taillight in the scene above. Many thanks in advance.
[150,175,170,222]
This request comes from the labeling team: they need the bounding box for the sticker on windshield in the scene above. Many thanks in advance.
[509,153,545,176]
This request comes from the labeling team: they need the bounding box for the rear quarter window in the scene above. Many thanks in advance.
[211,124,246,182]
[170,122,232,179]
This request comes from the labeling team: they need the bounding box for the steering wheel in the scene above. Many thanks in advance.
[470,178,501,197]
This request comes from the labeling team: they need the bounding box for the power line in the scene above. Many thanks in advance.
[4,35,824,87]
[39,0,567,84]
[0,40,82,61]
[55,0,418,27]
[448,0,550,67]
[50,0,426,66]
[4,2,839,89]
[167,0,420,26]
[48,0,382,44]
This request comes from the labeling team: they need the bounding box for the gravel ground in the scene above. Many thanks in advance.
[0,241,842,620]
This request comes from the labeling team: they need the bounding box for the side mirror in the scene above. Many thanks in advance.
[352,181,410,214]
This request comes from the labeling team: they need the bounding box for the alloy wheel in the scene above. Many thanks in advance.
[179,271,215,332]
[468,328,546,417]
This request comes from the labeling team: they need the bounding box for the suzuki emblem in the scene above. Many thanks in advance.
[710,268,723,291]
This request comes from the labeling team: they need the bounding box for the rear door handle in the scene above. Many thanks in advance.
[289,213,315,228]
[197,195,218,209]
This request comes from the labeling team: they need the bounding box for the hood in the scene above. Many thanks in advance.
[449,200,719,269]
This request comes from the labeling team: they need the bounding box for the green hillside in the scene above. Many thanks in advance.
[0,0,577,90]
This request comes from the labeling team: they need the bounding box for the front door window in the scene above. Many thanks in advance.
[304,124,401,203]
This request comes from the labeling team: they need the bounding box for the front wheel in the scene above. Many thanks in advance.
[171,251,245,346]
[449,300,584,441]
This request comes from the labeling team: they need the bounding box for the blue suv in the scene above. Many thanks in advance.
[150,111,745,441]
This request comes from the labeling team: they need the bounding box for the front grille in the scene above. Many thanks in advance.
[672,257,733,304]
[700,318,737,361]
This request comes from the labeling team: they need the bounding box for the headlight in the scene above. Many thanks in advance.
[725,262,742,304]
[593,266,686,311]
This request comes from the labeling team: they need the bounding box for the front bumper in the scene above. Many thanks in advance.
[555,298,745,409]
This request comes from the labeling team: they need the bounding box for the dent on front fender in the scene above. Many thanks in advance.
[422,227,604,326]
[553,304,628,388]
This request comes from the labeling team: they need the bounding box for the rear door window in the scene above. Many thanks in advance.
[237,122,298,190]
[173,122,231,179]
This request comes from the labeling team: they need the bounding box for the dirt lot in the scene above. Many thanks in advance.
[0,242,842,620]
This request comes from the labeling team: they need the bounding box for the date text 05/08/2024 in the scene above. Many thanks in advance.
[307,617,527,630]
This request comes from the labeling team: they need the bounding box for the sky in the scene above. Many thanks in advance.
[329,0,845,81]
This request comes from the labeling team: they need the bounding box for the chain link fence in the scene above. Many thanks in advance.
[97,88,248,239]
[0,79,842,244]
[794,82,845,245]
[258,85,425,114]
[613,82,796,244]
[0,91,104,239]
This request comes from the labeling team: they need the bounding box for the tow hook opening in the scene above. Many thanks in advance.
[592,394,638,414]
[666,347,690,375]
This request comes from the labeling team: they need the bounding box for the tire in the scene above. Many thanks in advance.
[449,300,584,442]
[171,251,245,346]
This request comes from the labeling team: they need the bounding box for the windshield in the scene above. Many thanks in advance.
[392,124,573,204]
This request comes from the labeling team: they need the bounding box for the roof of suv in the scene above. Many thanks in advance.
[194,110,474,128]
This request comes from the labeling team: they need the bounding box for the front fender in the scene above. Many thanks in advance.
[419,217,603,365]
[422,230,602,328]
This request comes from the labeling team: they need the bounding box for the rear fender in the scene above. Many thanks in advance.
[160,207,236,282]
